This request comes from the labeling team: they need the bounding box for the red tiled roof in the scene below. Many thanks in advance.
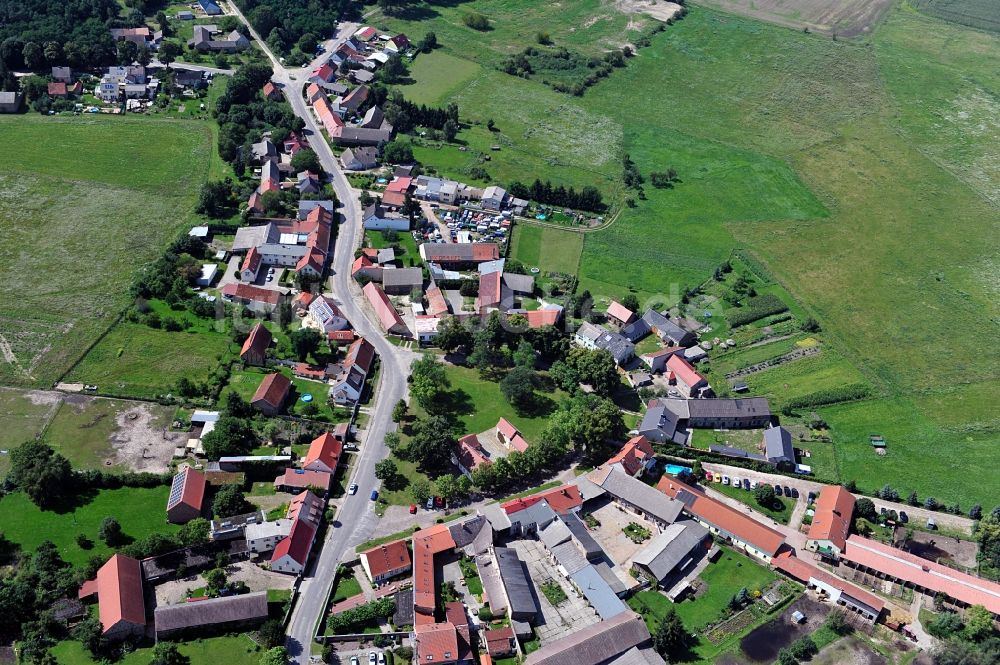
[313,63,336,82]
[271,518,316,566]
[484,626,516,657]
[772,554,885,613]
[341,84,369,109]
[287,490,323,527]
[444,601,466,628]
[658,478,785,556]
[292,362,327,380]
[274,468,331,491]
[345,337,376,374]
[390,34,410,49]
[83,554,146,633]
[252,372,291,409]
[666,354,706,388]
[362,539,412,578]
[844,536,1000,615]
[314,95,345,136]
[807,485,855,552]
[606,301,634,324]
[352,254,375,275]
[606,435,653,476]
[363,282,406,333]
[306,82,324,102]
[329,330,355,342]
[303,432,342,472]
[426,286,449,317]
[48,82,67,96]
[496,417,519,441]
[385,176,412,194]
[247,191,263,212]
[641,345,684,359]
[381,190,406,207]
[456,434,490,472]
[167,466,207,514]
[477,271,502,310]
[502,484,582,515]
[263,81,278,97]
[240,322,272,359]
[413,525,456,614]
[473,244,501,261]
[241,246,262,274]
[517,308,562,328]
[221,283,284,306]
[415,622,460,665]
[356,26,377,40]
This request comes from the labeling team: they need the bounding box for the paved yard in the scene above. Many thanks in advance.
[153,560,293,606]
[587,499,659,568]
[509,539,599,644]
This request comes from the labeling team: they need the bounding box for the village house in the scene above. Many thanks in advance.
[639,398,772,443]
[381,176,412,207]
[574,322,635,366]
[198,0,223,15]
[166,466,207,523]
[362,282,409,335]
[414,175,464,204]
[360,539,412,585]
[270,490,323,575]
[382,267,423,295]
[220,283,286,313]
[262,81,282,101]
[240,322,272,366]
[589,466,683,531]
[351,253,383,282]
[630,520,711,590]
[362,203,409,231]
[302,432,343,475]
[274,468,331,494]
[772,555,884,622]
[623,309,697,348]
[110,27,150,46]
[805,484,854,560]
[524,612,658,665]
[762,425,796,465]
[308,295,350,335]
[605,300,637,328]
[296,171,321,194]
[640,346,685,373]
[481,185,507,211]
[341,146,379,171]
[0,91,23,113]
[419,242,501,268]
[78,554,146,640]
[232,205,333,279]
[604,435,655,477]
[454,433,490,476]
[251,372,291,416]
[328,337,377,404]
[51,66,72,83]
[425,285,450,317]
[251,138,277,164]
[190,25,250,52]
[665,353,709,398]
[496,418,529,453]
[245,517,292,554]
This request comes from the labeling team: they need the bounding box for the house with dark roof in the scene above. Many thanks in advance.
[623,310,696,347]
[342,146,379,171]
[78,554,146,640]
[637,401,688,445]
[240,322,272,366]
[631,521,711,587]
[658,478,785,561]
[167,466,207,523]
[642,398,772,438]
[805,485,854,560]
[574,322,634,366]
[0,91,24,113]
[494,547,539,622]
[361,539,412,585]
[251,373,291,416]
[154,591,268,639]
[382,267,423,295]
[524,612,655,665]
[590,466,683,530]
[763,426,795,465]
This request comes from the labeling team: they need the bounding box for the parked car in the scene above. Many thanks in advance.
[749,479,758,489]
[807,492,816,503]
[351,657,359,665]
[731,477,740,488]
[743,479,751,489]
[370,490,378,501]
[783,486,793,497]
[899,511,909,523]
[426,497,434,510]
[434,496,444,508]
[409,504,417,514]
[714,473,722,483]
[790,487,799,498]
[348,483,358,495]
[705,471,713,481]
[369,653,377,664]
[722,475,730,485]
[378,654,386,665]
[774,485,783,496]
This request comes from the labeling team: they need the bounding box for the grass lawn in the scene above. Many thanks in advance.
[629,550,776,633]
[742,350,872,410]
[508,224,584,276]
[443,364,566,443]
[399,51,484,106]
[49,634,264,665]
[367,229,420,266]
[0,114,214,389]
[710,482,796,525]
[65,323,232,399]
[222,368,351,423]
[355,527,418,553]
[0,487,179,568]
[0,388,61,476]
[332,572,363,602]
[41,396,174,471]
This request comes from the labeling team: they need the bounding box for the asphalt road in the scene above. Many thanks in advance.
[222,6,417,661]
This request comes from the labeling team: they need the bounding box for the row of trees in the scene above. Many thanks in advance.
[508,179,604,212]
[381,91,460,136]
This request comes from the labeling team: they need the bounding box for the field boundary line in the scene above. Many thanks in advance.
[52,309,128,388]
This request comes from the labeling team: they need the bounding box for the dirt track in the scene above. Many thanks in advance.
[690,0,895,37]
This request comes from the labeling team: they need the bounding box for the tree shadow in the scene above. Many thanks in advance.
[437,388,474,418]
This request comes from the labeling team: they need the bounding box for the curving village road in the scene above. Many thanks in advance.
[223,5,418,661]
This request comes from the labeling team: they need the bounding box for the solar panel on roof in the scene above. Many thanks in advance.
[167,470,186,509]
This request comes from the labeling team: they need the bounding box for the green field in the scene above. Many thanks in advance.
[400,51,485,106]
[0,486,178,567]
[0,388,60,475]
[0,114,214,389]
[65,323,232,399]
[508,224,583,276]
[741,351,871,410]
[50,635,264,665]
[910,0,1000,32]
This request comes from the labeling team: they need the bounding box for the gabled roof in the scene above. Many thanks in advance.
[657,478,785,556]
[456,433,490,472]
[80,554,146,633]
[154,591,268,635]
[241,246,262,274]
[494,547,538,617]
[425,286,449,317]
[271,518,316,566]
[240,322,272,358]
[221,283,284,306]
[666,354,706,388]
[303,432,343,471]
[275,468,331,490]
[413,525,457,614]
[772,554,884,614]
[362,282,406,333]
[631,520,710,581]
[167,466,207,514]
[345,337,376,375]
[592,466,683,524]
[605,435,654,476]
[502,484,582,516]
[806,485,854,551]
[415,622,460,665]
[252,373,291,409]
[606,301,635,323]
[525,612,651,665]
[362,539,412,578]
[763,426,795,462]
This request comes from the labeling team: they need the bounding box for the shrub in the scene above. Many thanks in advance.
[462,12,490,30]
[327,597,395,633]
[784,384,872,409]
[726,294,789,327]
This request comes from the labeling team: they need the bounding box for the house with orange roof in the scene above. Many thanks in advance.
[454,433,490,476]
[665,354,709,398]
[78,554,146,639]
[271,490,323,575]
[508,306,563,329]
[240,322,272,366]
[772,554,884,621]
[240,246,262,282]
[263,81,281,101]
[166,466,207,523]
[273,468,331,493]
[361,539,412,585]
[415,622,466,665]
[302,432,342,474]
[220,283,286,313]
[425,285,450,317]
[412,524,457,621]
[362,282,409,336]
[605,300,636,328]
[657,477,785,561]
[605,435,655,477]
[251,373,291,416]
[495,418,529,453]
[805,485,855,560]
[639,346,685,374]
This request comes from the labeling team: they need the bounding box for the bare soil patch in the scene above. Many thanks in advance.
[110,402,180,473]
[613,0,684,23]
[904,530,979,569]
[810,636,888,665]
[690,0,894,37]
[739,595,831,662]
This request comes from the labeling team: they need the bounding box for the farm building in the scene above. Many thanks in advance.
[166,466,207,523]
[77,555,146,640]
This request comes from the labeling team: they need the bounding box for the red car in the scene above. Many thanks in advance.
[434,496,444,508]
[409,504,417,514]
